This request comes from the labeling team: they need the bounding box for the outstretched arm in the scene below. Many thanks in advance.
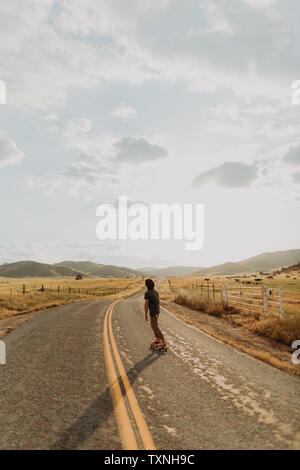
[144,299,149,322]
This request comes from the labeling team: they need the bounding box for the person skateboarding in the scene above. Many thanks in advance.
[144,279,167,351]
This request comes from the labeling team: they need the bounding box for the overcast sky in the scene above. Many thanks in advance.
[0,0,300,268]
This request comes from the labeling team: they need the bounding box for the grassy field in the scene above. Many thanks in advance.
[159,273,300,346]
[0,276,144,321]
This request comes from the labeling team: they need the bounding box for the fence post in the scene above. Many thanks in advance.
[262,286,268,314]
[41,284,44,293]
[240,288,243,311]
[213,283,215,301]
[23,284,25,294]
[58,286,60,293]
[279,287,284,319]
[224,285,228,306]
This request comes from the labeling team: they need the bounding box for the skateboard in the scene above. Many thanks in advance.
[150,342,168,353]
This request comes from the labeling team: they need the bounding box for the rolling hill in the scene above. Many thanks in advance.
[0,248,299,278]
[140,249,300,277]
[0,260,143,278]
[139,266,204,277]
[277,262,300,275]
[193,249,300,276]
[0,261,87,278]
[54,261,143,278]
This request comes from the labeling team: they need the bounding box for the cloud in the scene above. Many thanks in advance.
[114,137,167,163]
[43,113,58,122]
[282,146,300,167]
[30,118,118,195]
[111,102,136,121]
[0,1,156,109]
[2,0,298,112]
[63,118,92,136]
[241,0,278,8]
[34,152,118,196]
[200,1,237,35]
[123,0,299,101]
[0,241,121,265]
[61,118,116,158]
[193,161,258,188]
[0,132,25,168]
[291,172,300,184]
[32,118,167,195]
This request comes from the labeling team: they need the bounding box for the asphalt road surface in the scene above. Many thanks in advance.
[0,290,299,450]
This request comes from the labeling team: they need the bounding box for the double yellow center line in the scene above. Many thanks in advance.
[103,301,156,450]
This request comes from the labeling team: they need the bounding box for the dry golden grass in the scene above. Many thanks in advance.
[0,276,142,295]
[161,273,300,314]
[160,274,300,346]
[0,277,144,321]
[173,288,237,317]
[248,315,300,345]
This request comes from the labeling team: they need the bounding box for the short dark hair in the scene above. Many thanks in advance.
[145,278,155,290]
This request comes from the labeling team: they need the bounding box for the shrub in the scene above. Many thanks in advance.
[174,289,236,317]
[250,314,300,346]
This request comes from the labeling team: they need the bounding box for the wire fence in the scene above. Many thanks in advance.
[168,279,222,301]
[1,284,129,297]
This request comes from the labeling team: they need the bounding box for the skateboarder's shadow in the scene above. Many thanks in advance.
[50,350,161,450]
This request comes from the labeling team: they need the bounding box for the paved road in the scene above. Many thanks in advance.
[0,291,299,449]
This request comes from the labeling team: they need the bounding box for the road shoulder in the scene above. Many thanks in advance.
[161,300,300,377]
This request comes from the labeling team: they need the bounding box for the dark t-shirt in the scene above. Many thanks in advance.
[144,289,160,317]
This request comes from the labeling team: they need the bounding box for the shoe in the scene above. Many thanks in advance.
[158,343,168,353]
[150,339,161,348]
[152,340,168,352]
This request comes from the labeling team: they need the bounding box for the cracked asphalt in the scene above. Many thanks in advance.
[0,291,299,449]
